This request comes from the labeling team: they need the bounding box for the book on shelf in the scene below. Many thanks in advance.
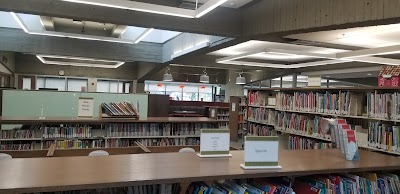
[106,123,210,137]
[276,91,363,116]
[342,129,360,160]
[0,125,41,139]
[0,142,34,150]
[106,138,199,147]
[101,101,139,117]
[43,125,92,139]
[46,140,91,149]
[368,121,400,153]
[248,123,276,136]
[248,91,275,106]
[288,135,333,150]
[367,91,400,120]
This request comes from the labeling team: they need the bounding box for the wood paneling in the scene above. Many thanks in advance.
[243,0,400,37]
[147,94,169,117]
[1,150,400,193]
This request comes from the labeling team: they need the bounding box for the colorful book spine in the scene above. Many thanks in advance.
[43,126,92,139]
[288,135,332,150]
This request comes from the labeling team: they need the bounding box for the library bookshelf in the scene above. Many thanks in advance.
[1,149,400,193]
[0,117,218,151]
[208,106,230,128]
[229,96,247,142]
[246,87,400,154]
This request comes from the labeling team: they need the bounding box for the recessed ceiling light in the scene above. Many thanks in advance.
[367,73,372,76]
[326,76,330,77]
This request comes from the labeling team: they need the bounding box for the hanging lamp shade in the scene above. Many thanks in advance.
[236,75,246,85]
[199,74,209,83]
[163,73,173,81]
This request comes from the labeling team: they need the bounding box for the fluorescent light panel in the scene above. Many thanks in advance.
[36,55,126,68]
[171,41,210,59]
[11,12,152,44]
[61,0,227,18]
[61,0,194,18]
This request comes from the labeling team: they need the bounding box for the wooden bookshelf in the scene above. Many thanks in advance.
[1,149,400,193]
[0,116,218,124]
[0,117,218,151]
[229,96,247,142]
[246,87,400,153]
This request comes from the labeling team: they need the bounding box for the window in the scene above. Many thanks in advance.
[36,77,45,90]
[97,80,110,93]
[183,85,198,101]
[22,78,32,90]
[109,81,118,93]
[198,85,212,102]
[45,77,65,91]
[124,82,130,93]
[148,83,166,94]
[67,78,88,92]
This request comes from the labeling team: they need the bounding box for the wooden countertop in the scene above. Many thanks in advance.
[0,116,218,124]
[1,149,400,193]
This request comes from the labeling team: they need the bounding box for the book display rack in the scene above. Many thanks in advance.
[0,117,217,151]
[246,87,400,154]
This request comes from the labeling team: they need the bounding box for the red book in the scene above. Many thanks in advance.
[294,181,321,194]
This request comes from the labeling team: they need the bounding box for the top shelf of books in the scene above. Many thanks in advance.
[0,117,218,124]
[248,87,400,92]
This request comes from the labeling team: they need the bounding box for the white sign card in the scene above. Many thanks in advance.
[308,76,322,87]
[240,136,282,169]
[232,102,236,112]
[78,97,94,118]
[197,129,232,158]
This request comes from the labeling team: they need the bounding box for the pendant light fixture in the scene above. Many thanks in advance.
[199,68,210,83]
[163,67,173,81]
[236,70,246,85]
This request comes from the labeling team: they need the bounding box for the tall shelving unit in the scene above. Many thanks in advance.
[0,117,218,151]
[229,96,247,142]
[245,87,400,153]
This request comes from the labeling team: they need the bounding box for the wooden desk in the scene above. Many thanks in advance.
[1,149,400,193]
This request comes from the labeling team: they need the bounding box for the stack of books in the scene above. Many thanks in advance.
[101,102,139,117]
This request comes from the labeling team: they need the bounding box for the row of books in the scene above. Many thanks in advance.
[45,140,91,149]
[276,112,332,140]
[0,142,34,150]
[187,172,400,194]
[367,92,400,120]
[43,126,92,139]
[106,138,200,147]
[276,91,363,116]
[248,123,277,136]
[248,107,276,125]
[288,135,333,150]
[101,101,139,117]
[106,123,212,137]
[218,121,228,128]
[367,122,400,152]
[248,91,276,106]
[0,129,36,139]
[48,183,180,194]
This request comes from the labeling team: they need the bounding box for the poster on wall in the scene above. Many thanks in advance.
[78,97,94,118]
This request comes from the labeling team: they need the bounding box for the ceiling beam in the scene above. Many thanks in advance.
[0,27,163,63]
[0,0,242,37]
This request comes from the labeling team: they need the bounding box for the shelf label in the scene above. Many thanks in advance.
[308,76,321,87]
[200,129,230,155]
[243,136,279,167]
[78,97,94,118]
